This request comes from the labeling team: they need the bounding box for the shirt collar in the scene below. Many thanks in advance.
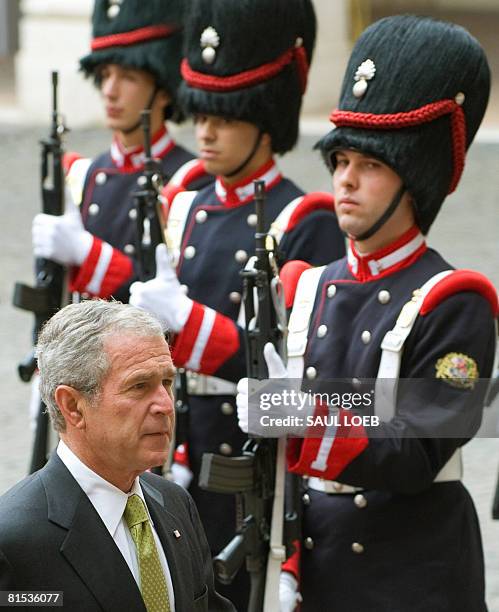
[57,440,152,538]
[347,225,427,281]
[215,158,283,207]
[110,125,174,171]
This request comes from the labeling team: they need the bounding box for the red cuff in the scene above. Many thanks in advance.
[173,443,190,468]
[288,408,368,480]
[282,540,301,581]
[199,311,240,374]
[69,236,133,298]
[172,302,240,374]
[171,302,205,366]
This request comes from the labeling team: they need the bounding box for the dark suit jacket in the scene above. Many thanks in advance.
[0,454,234,612]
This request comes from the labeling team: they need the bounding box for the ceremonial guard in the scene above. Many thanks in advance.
[237,15,498,611]
[32,0,210,304]
[130,0,345,607]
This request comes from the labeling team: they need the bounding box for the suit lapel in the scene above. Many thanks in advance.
[40,454,145,612]
[142,479,192,611]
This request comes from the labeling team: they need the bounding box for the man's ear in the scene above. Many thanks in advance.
[156,88,171,112]
[55,385,87,430]
[261,132,272,150]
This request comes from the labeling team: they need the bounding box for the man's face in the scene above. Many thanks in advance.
[98,63,169,133]
[194,114,261,178]
[81,333,175,480]
[332,149,413,241]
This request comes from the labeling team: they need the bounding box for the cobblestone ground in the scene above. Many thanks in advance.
[0,122,498,609]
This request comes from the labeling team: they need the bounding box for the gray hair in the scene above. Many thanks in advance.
[36,300,165,432]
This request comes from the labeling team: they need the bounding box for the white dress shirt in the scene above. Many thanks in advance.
[57,440,175,610]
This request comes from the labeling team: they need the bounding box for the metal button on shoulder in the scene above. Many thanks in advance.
[234,249,248,264]
[128,207,137,220]
[304,537,314,550]
[302,493,311,506]
[219,443,232,456]
[317,324,328,338]
[184,245,196,260]
[378,290,391,304]
[180,284,189,295]
[221,402,234,416]
[229,291,241,304]
[354,494,367,509]
[88,203,100,216]
[124,244,135,255]
[95,171,107,185]
[306,366,317,380]
[137,175,147,187]
[352,542,365,554]
[327,285,337,298]
[247,213,257,227]
[195,210,208,223]
[361,330,371,344]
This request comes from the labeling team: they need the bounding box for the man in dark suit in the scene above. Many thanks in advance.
[0,300,234,612]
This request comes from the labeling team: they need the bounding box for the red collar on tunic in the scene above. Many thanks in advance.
[347,225,427,281]
[110,125,175,171]
[215,159,283,208]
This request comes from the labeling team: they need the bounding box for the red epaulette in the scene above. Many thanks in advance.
[420,269,498,317]
[162,158,207,208]
[285,192,335,233]
[63,151,83,174]
[280,260,312,308]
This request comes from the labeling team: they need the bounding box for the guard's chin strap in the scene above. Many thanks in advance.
[224,130,263,178]
[350,184,407,242]
[121,85,160,135]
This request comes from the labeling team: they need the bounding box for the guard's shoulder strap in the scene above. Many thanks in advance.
[375,270,453,421]
[164,190,198,266]
[66,158,92,207]
[287,265,326,378]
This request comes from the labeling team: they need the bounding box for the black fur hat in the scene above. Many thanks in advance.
[80,0,186,122]
[319,15,490,233]
[179,0,317,154]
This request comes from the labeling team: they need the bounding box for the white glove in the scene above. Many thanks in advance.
[237,343,308,437]
[169,462,193,489]
[279,571,302,612]
[129,243,193,333]
[32,199,92,266]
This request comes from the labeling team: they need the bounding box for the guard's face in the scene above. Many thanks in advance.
[98,63,169,133]
[82,333,175,479]
[332,149,413,244]
[194,114,261,178]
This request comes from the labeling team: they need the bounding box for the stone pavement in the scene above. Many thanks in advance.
[0,122,498,609]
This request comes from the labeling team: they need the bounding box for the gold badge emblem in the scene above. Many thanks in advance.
[435,352,479,390]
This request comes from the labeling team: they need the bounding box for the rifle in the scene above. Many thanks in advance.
[13,71,68,474]
[133,110,190,473]
[199,181,300,611]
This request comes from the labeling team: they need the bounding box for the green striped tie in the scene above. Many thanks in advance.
[124,494,171,612]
